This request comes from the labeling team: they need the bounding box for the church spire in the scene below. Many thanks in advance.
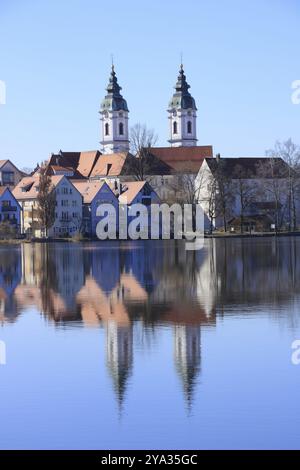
[100,65,129,154]
[168,64,198,147]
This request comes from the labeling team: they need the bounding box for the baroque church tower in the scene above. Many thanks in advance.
[100,65,130,154]
[168,64,197,147]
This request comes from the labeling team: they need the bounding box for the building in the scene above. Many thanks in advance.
[72,180,119,237]
[0,187,22,234]
[197,156,295,231]
[89,151,136,184]
[168,64,198,147]
[117,181,160,238]
[35,64,214,209]
[100,65,130,154]
[0,159,24,187]
[146,145,213,201]
[38,150,101,179]
[13,175,82,237]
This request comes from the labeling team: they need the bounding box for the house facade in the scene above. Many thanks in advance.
[196,156,296,231]
[0,187,22,234]
[13,175,82,237]
[118,181,161,238]
[0,160,24,187]
[72,180,119,237]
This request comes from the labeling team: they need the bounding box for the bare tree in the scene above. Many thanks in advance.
[266,139,300,230]
[207,175,219,234]
[130,123,158,181]
[212,158,235,232]
[257,158,288,233]
[232,165,256,233]
[37,163,56,237]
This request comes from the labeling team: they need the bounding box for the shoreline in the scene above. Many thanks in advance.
[1,231,300,244]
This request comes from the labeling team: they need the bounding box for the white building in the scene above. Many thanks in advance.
[99,65,130,154]
[13,175,82,237]
[196,156,296,231]
[168,64,198,147]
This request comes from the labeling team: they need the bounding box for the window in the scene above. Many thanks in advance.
[2,200,11,207]
[173,121,178,134]
[187,121,192,134]
[61,200,68,207]
[72,200,77,207]
[119,122,124,135]
[2,171,14,185]
[105,123,109,135]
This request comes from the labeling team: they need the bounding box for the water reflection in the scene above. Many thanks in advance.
[1,238,300,410]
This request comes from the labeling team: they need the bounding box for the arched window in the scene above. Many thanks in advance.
[105,123,109,136]
[173,121,178,135]
[187,121,192,134]
[119,122,124,135]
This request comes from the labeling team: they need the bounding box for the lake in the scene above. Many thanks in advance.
[0,238,300,450]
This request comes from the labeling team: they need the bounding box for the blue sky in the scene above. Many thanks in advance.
[0,0,299,169]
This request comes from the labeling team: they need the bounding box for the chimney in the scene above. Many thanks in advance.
[216,153,221,161]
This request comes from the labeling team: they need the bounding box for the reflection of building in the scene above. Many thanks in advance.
[174,325,201,407]
[106,322,133,406]
[0,245,22,322]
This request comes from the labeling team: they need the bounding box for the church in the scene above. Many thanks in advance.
[31,63,213,207]
[99,62,206,153]
[94,63,213,202]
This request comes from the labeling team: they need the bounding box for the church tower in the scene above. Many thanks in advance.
[100,65,129,154]
[168,64,197,147]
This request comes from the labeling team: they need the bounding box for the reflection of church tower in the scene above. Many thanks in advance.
[106,321,133,407]
[174,325,201,407]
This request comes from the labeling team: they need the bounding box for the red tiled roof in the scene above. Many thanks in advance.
[90,152,134,177]
[13,175,64,200]
[0,186,8,196]
[148,146,213,172]
[48,151,101,178]
[72,180,114,204]
[118,181,147,204]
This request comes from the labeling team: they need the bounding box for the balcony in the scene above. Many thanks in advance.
[1,205,17,212]
[59,217,72,223]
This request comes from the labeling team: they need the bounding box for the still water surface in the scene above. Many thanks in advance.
[1,238,300,449]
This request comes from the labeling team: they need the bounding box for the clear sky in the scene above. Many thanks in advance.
[0,0,299,169]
